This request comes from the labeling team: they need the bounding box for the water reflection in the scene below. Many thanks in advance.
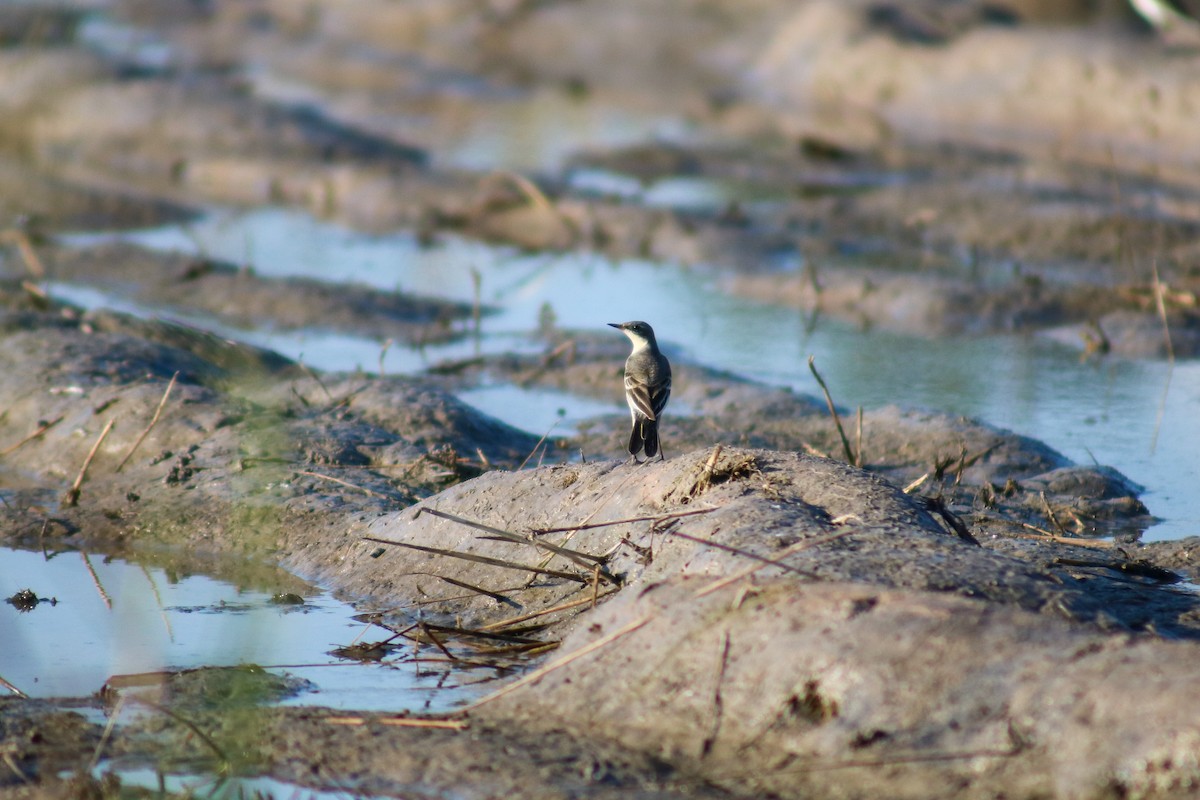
[59,208,1200,541]
[0,547,482,711]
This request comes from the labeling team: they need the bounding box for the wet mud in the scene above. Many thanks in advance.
[2,1,1200,799]
[1,287,1198,799]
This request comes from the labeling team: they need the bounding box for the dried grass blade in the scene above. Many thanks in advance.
[460,615,651,713]
[364,536,586,583]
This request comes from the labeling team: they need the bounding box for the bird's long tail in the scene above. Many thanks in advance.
[629,417,659,459]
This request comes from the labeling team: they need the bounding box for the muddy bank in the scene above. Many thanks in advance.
[0,3,1198,354]
[1,288,1199,798]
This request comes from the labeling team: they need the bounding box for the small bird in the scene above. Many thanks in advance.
[608,321,672,462]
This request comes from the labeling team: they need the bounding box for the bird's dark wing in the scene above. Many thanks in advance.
[624,374,659,420]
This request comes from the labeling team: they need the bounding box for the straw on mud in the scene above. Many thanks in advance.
[1,752,29,785]
[378,338,393,377]
[470,266,482,337]
[326,715,469,730]
[518,418,560,470]
[696,529,862,598]
[807,356,856,466]
[665,528,820,579]
[1038,491,1067,536]
[418,623,458,661]
[0,415,62,456]
[532,506,720,534]
[302,470,390,499]
[116,371,178,472]
[418,507,616,582]
[1014,522,1114,548]
[702,632,732,758]
[855,406,864,466]
[479,589,619,631]
[0,228,45,278]
[459,614,651,713]
[0,674,26,698]
[1151,257,1175,362]
[432,574,519,607]
[63,418,115,507]
[88,695,125,772]
[127,696,230,772]
[363,535,587,583]
[81,552,113,609]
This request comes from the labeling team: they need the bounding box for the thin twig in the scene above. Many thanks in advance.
[479,590,620,631]
[1151,257,1175,362]
[664,529,820,578]
[88,695,125,772]
[0,228,45,278]
[0,674,26,697]
[116,372,178,472]
[0,415,62,456]
[301,471,389,499]
[531,507,720,534]
[518,418,560,470]
[81,552,113,610]
[325,716,469,730]
[1014,522,1115,548]
[126,696,230,772]
[807,356,855,465]
[855,406,864,467]
[1039,492,1067,536]
[364,536,587,583]
[419,507,615,583]
[63,418,115,507]
[459,615,651,713]
[430,575,519,607]
[697,529,861,598]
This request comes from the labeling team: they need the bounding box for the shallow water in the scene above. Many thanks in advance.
[0,547,485,710]
[61,207,1200,542]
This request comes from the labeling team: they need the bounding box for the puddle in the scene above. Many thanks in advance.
[53,209,1200,542]
[0,547,487,711]
[91,766,370,800]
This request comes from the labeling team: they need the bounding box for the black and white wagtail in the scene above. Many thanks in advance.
[608,321,672,461]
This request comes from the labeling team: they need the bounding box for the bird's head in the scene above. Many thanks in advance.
[608,321,657,350]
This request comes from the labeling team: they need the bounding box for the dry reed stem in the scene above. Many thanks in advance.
[1038,492,1067,536]
[422,506,609,568]
[665,528,820,578]
[807,356,856,466]
[479,590,619,631]
[702,632,732,758]
[460,615,651,713]
[696,529,861,598]
[116,371,178,472]
[88,695,124,772]
[855,406,864,466]
[81,552,113,609]
[433,574,518,606]
[63,418,115,507]
[1,415,62,456]
[484,171,557,214]
[531,506,719,534]
[1014,523,1115,548]
[326,716,469,730]
[518,418,560,470]
[301,470,389,499]
[364,535,587,583]
[0,674,26,697]
[1151,258,1175,361]
[0,228,45,278]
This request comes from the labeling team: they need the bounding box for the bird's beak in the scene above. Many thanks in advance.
[607,323,621,329]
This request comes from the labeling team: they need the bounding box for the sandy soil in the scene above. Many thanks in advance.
[3,2,1200,798]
